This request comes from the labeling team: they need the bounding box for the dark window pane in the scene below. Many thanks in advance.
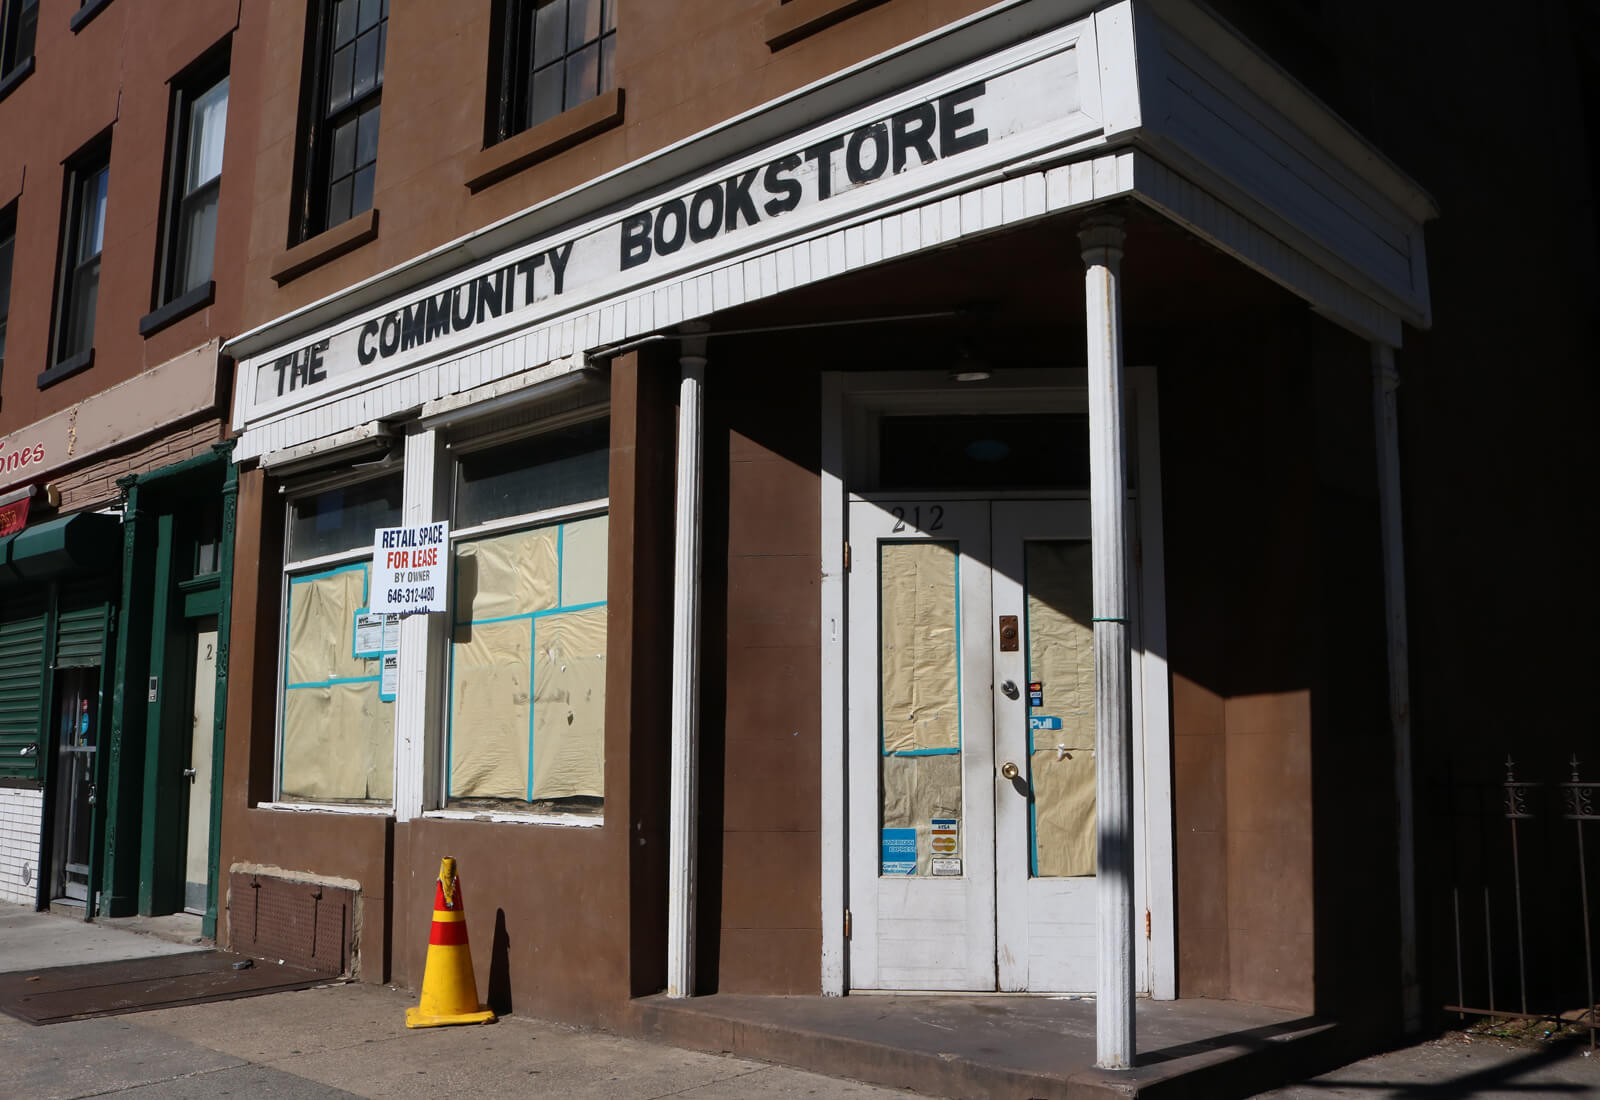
[64,257,99,358]
[455,418,610,528]
[351,163,375,216]
[877,414,1091,491]
[329,43,353,112]
[599,32,614,94]
[564,42,597,110]
[330,116,357,177]
[0,319,7,366]
[333,0,356,46]
[289,476,403,561]
[175,180,220,294]
[530,62,563,127]
[377,23,386,82]
[352,29,378,100]
[328,176,352,227]
[533,0,565,68]
[602,0,615,33]
[357,0,381,33]
[355,106,380,168]
[568,0,599,51]
[78,168,108,263]
[0,231,13,322]
[12,0,37,69]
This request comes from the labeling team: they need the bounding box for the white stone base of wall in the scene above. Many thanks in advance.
[0,787,44,906]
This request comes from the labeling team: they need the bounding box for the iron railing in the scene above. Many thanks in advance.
[1439,754,1597,1051]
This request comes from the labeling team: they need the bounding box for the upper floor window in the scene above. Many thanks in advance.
[0,0,36,82]
[489,0,615,144]
[158,60,228,307]
[0,202,14,383]
[47,144,109,378]
[293,0,387,242]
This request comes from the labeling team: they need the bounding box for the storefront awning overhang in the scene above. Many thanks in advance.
[0,511,122,587]
[226,0,1435,464]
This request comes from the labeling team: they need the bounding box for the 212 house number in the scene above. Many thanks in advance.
[889,504,945,533]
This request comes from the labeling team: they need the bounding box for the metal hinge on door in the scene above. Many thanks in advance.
[842,541,851,572]
[844,909,852,939]
[1144,909,1151,939]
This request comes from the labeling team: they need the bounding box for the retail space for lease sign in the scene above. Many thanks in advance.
[372,522,449,614]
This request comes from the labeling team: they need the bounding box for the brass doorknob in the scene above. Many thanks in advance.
[1000,762,1020,780]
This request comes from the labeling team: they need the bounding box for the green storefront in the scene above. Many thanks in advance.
[0,444,236,936]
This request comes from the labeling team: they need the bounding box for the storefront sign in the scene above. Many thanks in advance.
[0,341,220,493]
[247,41,1087,415]
[0,495,29,536]
[371,522,449,613]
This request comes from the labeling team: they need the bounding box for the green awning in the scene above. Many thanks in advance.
[0,511,122,586]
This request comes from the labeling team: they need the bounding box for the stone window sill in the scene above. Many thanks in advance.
[270,208,380,286]
[139,280,215,337]
[764,0,892,51]
[70,0,115,34]
[465,87,625,194]
[37,347,94,389]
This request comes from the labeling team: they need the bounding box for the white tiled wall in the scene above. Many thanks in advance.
[0,787,44,906]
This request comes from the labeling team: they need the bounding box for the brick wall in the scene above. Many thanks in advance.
[51,418,226,512]
[0,786,43,906]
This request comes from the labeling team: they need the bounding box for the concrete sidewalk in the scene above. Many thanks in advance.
[0,980,918,1099]
[0,905,206,975]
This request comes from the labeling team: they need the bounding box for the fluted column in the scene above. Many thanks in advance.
[666,323,709,998]
[1080,216,1134,1069]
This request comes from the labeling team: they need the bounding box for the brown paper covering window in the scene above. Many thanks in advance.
[1025,540,1096,877]
[879,541,960,755]
[281,567,394,802]
[448,518,607,805]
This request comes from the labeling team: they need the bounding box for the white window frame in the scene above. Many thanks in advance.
[266,463,404,814]
[422,403,611,825]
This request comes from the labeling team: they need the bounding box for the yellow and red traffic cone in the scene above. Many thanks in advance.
[405,857,496,1028]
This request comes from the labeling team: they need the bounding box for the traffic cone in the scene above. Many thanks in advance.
[405,857,496,1028]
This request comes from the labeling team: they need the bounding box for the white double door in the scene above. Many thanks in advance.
[847,497,1131,992]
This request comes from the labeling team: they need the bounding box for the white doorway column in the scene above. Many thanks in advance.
[667,324,709,999]
[1372,343,1421,1034]
[1079,215,1135,1069]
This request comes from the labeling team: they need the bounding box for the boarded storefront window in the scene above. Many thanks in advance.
[279,475,402,803]
[447,417,608,812]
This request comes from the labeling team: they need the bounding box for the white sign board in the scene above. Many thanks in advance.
[371,522,449,613]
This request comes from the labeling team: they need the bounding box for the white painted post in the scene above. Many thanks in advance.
[1080,216,1135,1069]
[666,325,709,999]
[1372,343,1421,1033]
[394,427,447,822]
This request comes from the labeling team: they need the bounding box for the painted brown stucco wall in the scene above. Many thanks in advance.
[1162,308,1390,1016]
[699,355,823,994]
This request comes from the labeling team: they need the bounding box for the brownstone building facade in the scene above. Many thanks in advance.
[8,0,1592,1075]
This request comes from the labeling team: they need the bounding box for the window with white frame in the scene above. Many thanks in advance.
[445,414,609,813]
[279,472,403,804]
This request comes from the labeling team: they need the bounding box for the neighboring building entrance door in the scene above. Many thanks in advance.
[846,497,1122,992]
[50,669,99,903]
[183,621,218,914]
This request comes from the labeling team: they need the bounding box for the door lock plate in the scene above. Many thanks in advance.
[998,615,1019,651]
